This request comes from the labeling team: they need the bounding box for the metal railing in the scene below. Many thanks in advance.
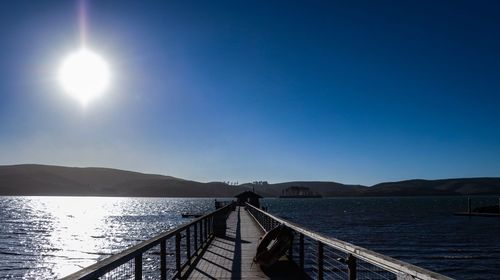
[245,203,453,280]
[62,202,234,280]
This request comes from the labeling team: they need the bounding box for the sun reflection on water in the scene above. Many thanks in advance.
[43,197,111,276]
[0,196,213,279]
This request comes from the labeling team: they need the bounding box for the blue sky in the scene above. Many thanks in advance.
[1,0,499,185]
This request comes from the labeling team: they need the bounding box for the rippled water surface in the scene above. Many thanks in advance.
[0,196,499,279]
[0,197,213,279]
[262,196,500,280]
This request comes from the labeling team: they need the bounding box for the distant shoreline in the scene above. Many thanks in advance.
[0,194,497,199]
[1,164,500,197]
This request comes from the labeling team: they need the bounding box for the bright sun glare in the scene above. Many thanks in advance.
[58,48,111,105]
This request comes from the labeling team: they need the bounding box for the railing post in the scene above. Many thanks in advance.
[194,222,198,252]
[317,241,324,280]
[186,226,191,259]
[201,219,204,242]
[208,216,211,235]
[210,216,214,234]
[160,239,167,280]
[175,233,181,279]
[299,233,304,269]
[288,232,294,260]
[204,219,208,240]
[347,254,357,280]
[199,221,203,244]
[134,254,142,280]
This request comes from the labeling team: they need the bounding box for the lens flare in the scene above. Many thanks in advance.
[58,48,111,105]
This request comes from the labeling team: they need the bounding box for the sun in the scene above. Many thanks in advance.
[58,48,111,105]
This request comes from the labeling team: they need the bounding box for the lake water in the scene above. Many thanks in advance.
[262,196,500,280]
[0,196,499,279]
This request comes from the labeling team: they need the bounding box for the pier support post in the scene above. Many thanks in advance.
[194,222,198,252]
[186,227,191,259]
[134,254,142,280]
[347,254,357,280]
[288,233,294,260]
[299,233,305,269]
[204,219,208,240]
[160,239,167,280]
[175,233,181,278]
[468,197,471,214]
[199,221,203,244]
[317,241,324,280]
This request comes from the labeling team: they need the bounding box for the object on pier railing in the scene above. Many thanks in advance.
[254,224,294,267]
[61,202,235,280]
[245,202,454,280]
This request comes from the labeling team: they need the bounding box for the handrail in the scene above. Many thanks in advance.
[62,202,235,280]
[245,203,453,280]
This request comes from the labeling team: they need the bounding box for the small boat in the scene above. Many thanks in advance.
[181,213,203,218]
[254,224,293,267]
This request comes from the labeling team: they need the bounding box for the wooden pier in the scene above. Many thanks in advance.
[62,201,453,280]
[185,206,301,279]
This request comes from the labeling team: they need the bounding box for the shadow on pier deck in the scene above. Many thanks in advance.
[184,206,303,280]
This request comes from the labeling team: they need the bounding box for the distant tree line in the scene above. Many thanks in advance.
[220,180,269,186]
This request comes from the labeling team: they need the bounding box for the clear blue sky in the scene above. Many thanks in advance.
[1,0,499,185]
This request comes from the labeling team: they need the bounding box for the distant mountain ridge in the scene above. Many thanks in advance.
[0,164,499,197]
[0,164,242,197]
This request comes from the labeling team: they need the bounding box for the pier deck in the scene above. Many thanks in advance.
[185,206,302,280]
[63,202,452,280]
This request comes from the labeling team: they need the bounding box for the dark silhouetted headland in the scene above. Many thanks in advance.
[1,164,499,197]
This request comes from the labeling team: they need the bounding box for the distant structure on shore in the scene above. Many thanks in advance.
[279,186,322,198]
[454,197,500,217]
[235,190,262,207]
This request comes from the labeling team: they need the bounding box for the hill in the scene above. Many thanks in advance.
[367,178,500,196]
[0,164,244,197]
[0,164,499,197]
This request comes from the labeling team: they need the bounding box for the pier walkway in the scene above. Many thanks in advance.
[62,201,453,280]
[186,206,302,279]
